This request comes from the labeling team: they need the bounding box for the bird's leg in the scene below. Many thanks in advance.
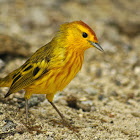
[48,101,64,120]
[25,99,29,123]
[24,92,32,124]
[49,101,73,128]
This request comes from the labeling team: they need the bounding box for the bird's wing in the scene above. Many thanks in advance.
[5,44,54,97]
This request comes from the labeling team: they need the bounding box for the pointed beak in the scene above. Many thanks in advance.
[89,41,104,52]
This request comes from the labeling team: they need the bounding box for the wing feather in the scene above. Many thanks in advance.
[5,44,53,97]
[5,42,66,98]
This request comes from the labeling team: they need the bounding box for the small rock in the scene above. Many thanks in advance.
[114,80,121,86]
[77,102,92,112]
[98,94,106,101]
[109,113,115,118]
[28,95,45,108]
[2,120,16,132]
[0,112,3,115]
[95,68,102,77]
[111,91,118,96]
[81,100,93,106]
[66,95,78,109]
[134,66,140,75]
[131,112,140,117]
[84,87,97,95]
[123,44,133,51]
[127,93,134,99]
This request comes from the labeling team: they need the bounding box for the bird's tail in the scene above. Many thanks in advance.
[0,75,12,87]
[0,68,20,88]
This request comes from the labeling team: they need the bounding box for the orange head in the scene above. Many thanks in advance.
[56,20,103,52]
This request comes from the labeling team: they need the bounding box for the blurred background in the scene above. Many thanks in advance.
[0,0,140,139]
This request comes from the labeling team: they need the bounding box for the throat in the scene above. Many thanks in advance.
[65,50,84,72]
[55,51,84,91]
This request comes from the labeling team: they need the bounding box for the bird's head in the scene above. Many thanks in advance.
[57,20,103,52]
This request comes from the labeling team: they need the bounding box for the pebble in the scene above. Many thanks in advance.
[66,95,78,109]
[131,112,140,117]
[28,95,45,108]
[81,100,93,106]
[111,91,118,96]
[2,120,16,132]
[0,112,3,115]
[84,87,97,95]
[98,94,106,101]
[95,68,102,77]
[134,66,140,75]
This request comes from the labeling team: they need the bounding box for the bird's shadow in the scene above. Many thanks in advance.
[21,118,80,134]
[50,118,81,133]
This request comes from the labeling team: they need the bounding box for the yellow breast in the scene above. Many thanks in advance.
[26,51,84,95]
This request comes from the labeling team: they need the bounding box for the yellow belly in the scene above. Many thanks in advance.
[26,54,83,95]
[25,52,83,101]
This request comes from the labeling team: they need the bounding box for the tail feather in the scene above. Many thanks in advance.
[0,76,12,87]
[0,76,13,98]
[4,91,11,98]
[0,77,7,87]
[0,77,12,98]
[0,69,20,98]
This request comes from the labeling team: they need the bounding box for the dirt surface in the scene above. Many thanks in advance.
[0,0,140,139]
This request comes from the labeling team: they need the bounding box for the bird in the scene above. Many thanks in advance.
[0,21,103,123]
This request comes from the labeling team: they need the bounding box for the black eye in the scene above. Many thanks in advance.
[82,32,88,38]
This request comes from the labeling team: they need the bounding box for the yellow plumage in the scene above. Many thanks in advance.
[0,21,103,121]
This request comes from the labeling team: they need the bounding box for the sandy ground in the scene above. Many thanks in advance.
[0,0,140,139]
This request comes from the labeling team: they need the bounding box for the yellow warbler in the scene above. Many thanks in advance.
[0,21,103,122]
